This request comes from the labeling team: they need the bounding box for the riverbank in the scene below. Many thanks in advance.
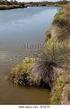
[9,3,70,104]
[0,1,69,10]
[0,5,24,10]
[0,1,25,10]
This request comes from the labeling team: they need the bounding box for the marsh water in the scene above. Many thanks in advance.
[0,7,58,104]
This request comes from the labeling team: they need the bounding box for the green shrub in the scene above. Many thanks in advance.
[53,5,70,27]
[53,10,66,26]
[51,69,70,104]
[51,73,65,104]
[43,37,70,66]
[10,57,35,85]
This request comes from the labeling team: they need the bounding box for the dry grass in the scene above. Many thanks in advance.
[53,3,70,27]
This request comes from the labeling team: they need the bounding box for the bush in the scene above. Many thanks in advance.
[51,70,70,104]
[53,10,66,26]
[51,73,65,104]
[43,37,70,66]
[53,5,70,27]
[9,37,70,89]
[10,57,35,86]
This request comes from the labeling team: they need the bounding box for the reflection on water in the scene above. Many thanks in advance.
[0,51,8,61]
[0,7,58,104]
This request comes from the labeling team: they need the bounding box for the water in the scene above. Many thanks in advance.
[0,7,58,104]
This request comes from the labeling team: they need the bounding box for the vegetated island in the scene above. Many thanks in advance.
[9,3,70,104]
[0,0,69,10]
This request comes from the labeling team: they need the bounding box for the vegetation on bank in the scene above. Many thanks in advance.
[9,3,70,104]
[0,0,69,10]
[50,4,70,104]
[53,4,70,27]
[10,57,35,86]
[10,36,70,88]
[0,0,25,9]
[51,70,70,104]
[24,0,69,7]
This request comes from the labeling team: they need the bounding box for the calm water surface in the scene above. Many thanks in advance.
[0,7,58,104]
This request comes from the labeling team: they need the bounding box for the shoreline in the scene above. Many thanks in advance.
[0,5,25,10]
[0,1,69,10]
